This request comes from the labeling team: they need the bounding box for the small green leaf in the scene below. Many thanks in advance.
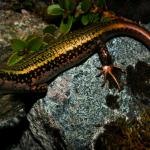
[75,2,83,18]
[11,39,26,52]
[27,37,43,52]
[47,4,64,16]
[81,0,92,12]
[60,16,73,34]
[43,24,58,34]
[64,0,75,11]
[7,52,25,66]
[81,13,100,25]
[81,14,89,25]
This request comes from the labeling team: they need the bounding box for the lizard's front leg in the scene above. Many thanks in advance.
[97,42,124,90]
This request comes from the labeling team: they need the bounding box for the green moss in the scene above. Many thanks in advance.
[94,109,150,149]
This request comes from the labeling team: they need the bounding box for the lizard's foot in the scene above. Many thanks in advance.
[96,65,125,91]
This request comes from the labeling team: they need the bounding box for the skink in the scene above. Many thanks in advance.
[0,12,150,93]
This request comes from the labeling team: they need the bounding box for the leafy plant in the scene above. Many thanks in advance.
[47,0,106,34]
[47,4,64,16]
[8,35,48,66]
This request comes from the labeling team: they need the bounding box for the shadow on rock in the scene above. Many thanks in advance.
[0,92,47,149]
[126,61,150,102]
